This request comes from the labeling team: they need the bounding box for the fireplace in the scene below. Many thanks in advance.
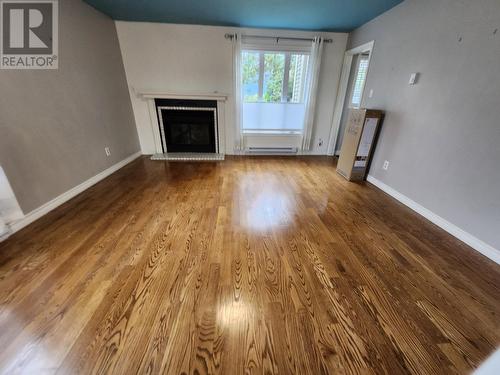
[155,99,218,153]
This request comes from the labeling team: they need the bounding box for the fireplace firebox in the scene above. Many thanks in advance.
[155,99,218,153]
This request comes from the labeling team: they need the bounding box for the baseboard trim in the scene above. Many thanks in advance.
[8,152,142,235]
[0,219,10,241]
[366,175,500,265]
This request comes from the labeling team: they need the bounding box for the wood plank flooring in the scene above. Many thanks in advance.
[0,156,499,374]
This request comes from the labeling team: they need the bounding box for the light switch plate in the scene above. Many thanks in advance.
[409,73,419,85]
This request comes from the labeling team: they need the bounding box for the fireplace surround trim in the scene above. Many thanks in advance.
[138,90,228,155]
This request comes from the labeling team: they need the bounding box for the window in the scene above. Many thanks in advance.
[288,54,309,103]
[263,53,285,102]
[242,51,309,104]
[351,55,369,107]
[242,51,259,102]
[241,50,310,132]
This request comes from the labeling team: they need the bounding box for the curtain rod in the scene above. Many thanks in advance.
[224,33,333,43]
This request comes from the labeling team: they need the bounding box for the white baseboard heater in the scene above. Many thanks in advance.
[246,147,298,155]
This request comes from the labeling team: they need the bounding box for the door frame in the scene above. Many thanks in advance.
[327,40,375,155]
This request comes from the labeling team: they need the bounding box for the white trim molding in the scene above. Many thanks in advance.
[137,90,229,102]
[367,175,500,265]
[7,152,142,237]
[0,217,10,241]
[327,40,375,156]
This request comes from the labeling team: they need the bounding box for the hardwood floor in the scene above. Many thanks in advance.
[0,156,499,374]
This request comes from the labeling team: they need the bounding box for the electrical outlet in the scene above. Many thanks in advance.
[105,147,111,156]
[318,138,323,147]
[383,160,390,170]
[369,89,374,98]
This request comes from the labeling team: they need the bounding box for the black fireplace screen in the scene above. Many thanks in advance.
[156,99,218,153]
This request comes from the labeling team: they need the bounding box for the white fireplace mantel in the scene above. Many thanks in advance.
[137,90,229,102]
[136,89,229,155]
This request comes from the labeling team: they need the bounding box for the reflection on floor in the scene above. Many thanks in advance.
[0,156,498,374]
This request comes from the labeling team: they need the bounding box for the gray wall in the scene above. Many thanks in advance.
[0,0,139,213]
[348,0,500,250]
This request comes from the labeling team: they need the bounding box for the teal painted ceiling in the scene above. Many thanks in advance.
[83,0,404,32]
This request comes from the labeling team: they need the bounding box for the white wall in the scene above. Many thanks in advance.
[115,22,348,155]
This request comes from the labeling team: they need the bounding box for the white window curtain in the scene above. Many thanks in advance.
[232,33,244,151]
[301,36,324,151]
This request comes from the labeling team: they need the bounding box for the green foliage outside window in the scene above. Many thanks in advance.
[242,52,259,102]
[263,53,284,102]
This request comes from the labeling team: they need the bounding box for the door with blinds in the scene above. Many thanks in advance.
[334,52,372,153]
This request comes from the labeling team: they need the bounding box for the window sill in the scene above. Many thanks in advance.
[242,130,302,136]
[243,101,305,105]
